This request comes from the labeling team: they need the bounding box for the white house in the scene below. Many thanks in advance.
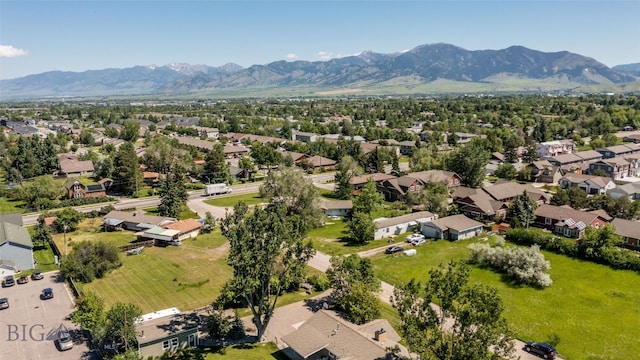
[420,214,484,241]
[536,140,576,158]
[374,211,437,240]
[558,173,616,195]
[320,199,353,217]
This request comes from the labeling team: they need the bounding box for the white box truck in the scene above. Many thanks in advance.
[205,183,232,196]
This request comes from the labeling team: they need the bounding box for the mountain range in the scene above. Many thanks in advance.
[1,43,639,100]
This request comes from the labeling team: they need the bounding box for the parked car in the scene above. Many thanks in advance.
[31,270,44,280]
[406,233,425,243]
[57,327,74,351]
[385,245,404,254]
[411,238,426,246]
[525,341,557,359]
[0,297,8,310]
[17,275,29,284]
[41,288,54,300]
[2,275,15,287]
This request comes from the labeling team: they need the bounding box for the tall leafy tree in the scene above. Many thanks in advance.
[204,143,232,184]
[220,202,315,340]
[105,302,143,353]
[238,156,255,181]
[326,254,380,313]
[365,146,386,174]
[393,261,515,360]
[119,120,140,142]
[334,155,363,200]
[416,181,449,217]
[353,180,384,214]
[71,291,107,348]
[157,164,188,218]
[259,167,322,231]
[347,211,376,245]
[112,142,141,196]
[445,140,490,188]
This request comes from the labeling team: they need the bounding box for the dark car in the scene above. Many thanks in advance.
[385,245,404,254]
[17,275,29,284]
[0,297,8,310]
[41,288,54,300]
[31,270,44,280]
[2,275,15,287]
[525,341,557,359]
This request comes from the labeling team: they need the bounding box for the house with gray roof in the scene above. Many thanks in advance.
[58,159,95,177]
[607,182,640,200]
[103,210,175,232]
[374,211,436,240]
[558,173,616,195]
[611,218,640,250]
[0,214,34,271]
[534,204,609,238]
[320,199,353,217]
[420,214,484,241]
[136,310,200,358]
[281,310,403,360]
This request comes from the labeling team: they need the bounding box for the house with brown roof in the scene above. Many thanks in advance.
[420,214,484,241]
[454,191,509,222]
[373,211,436,240]
[596,144,640,159]
[527,160,562,184]
[281,310,403,360]
[348,173,396,191]
[534,204,609,238]
[558,173,615,195]
[377,175,425,202]
[481,181,549,205]
[65,179,106,199]
[407,170,462,188]
[175,136,215,151]
[296,155,336,171]
[163,219,203,241]
[58,159,95,177]
[223,143,250,158]
[611,218,640,250]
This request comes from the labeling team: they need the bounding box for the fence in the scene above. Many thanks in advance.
[118,239,155,252]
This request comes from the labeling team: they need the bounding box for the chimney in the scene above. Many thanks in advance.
[374,328,387,342]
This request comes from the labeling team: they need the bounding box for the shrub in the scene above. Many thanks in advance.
[60,241,121,283]
[307,274,330,291]
[469,243,552,287]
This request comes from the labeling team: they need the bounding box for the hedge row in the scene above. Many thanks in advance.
[505,228,640,273]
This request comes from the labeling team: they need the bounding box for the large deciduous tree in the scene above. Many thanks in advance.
[334,155,363,200]
[445,140,490,188]
[393,261,515,360]
[259,167,322,231]
[352,180,384,214]
[220,202,315,340]
[327,255,380,324]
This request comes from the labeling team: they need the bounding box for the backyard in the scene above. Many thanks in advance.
[370,236,640,360]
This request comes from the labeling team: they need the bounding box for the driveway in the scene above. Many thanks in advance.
[0,271,96,360]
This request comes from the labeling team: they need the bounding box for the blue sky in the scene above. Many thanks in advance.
[1,1,639,80]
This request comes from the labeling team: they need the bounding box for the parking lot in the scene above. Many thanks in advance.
[0,271,95,360]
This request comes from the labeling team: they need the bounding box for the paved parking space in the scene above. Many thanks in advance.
[0,271,96,360]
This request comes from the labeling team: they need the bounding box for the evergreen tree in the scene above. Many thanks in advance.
[157,164,188,218]
[204,143,232,184]
[112,142,141,196]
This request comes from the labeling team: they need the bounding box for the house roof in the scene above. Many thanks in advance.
[104,210,175,227]
[0,221,33,249]
[535,204,608,228]
[175,136,215,150]
[0,213,23,226]
[395,175,421,189]
[608,182,640,196]
[281,310,390,360]
[574,150,603,161]
[457,193,506,216]
[349,173,396,186]
[283,151,306,162]
[548,153,582,165]
[59,159,94,174]
[424,214,484,232]
[597,158,630,166]
[482,181,546,202]
[136,312,200,346]
[320,199,353,211]
[374,211,435,229]
[600,144,640,154]
[611,218,640,239]
[301,155,336,167]
[408,170,459,185]
[163,219,202,233]
[451,186,479,199]
[560,173,613,188]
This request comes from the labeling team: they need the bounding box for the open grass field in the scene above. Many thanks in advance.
[204,192,266,207]
[83,230,232,313]
[0,196,25,214]
[371,236,640,360]
[202,342,287,360]
[52,217,137,252]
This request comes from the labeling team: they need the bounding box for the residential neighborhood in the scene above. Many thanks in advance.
[1,95,640,360]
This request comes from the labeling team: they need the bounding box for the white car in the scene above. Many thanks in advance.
[406,233,425,243]
[411,238,426,246]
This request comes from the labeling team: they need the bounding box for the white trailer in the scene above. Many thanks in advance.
[205,183,232,196]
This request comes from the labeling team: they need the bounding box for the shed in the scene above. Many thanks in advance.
[403,249,417,256]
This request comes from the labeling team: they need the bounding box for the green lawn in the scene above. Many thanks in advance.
[83,230,232,313]
[0,196,25,214]
[371,237,640,360]
[32,244,60,273]
[202,342,287,360]
[204,193,266,207]
[145,205,200,220]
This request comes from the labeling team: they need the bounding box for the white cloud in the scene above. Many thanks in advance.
[316,51,332,60]
[286,53,297,60]
[0,45,29,58]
